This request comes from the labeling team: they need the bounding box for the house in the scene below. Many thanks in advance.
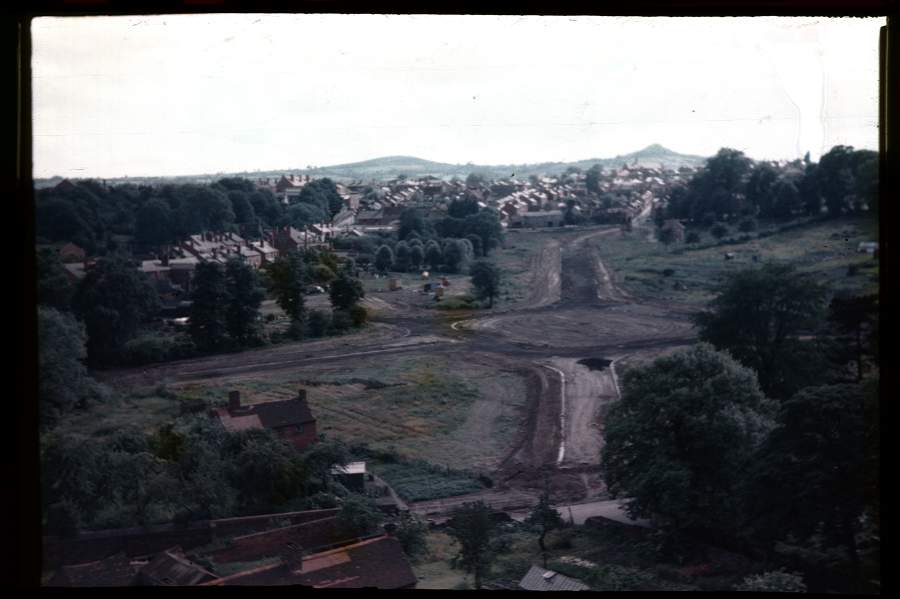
[518,565,590,591]
[213,389,318,452]
[511,210,564,228]
[275,174,310,203]
[46,552,141,587]
[201,535,417,589]
[135,547,218,586]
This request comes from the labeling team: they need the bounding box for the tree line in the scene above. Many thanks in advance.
[36,176,348,256]
[660,145,877,229]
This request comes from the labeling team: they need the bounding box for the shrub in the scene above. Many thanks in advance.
[686,231,701,244]
[662,268,675,277]
[734,570,806,592]
[349,304,369,327]
[330,310,353,332]
[121,333,189,366]
[307,310,331,338]
[846,264,859,276]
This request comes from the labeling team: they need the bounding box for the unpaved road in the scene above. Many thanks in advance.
[102,212,693,512]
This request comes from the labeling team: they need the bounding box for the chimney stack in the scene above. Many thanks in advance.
[297,388,307,403]
[228,390,240,412]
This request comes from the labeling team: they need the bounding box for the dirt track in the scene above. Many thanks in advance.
[102,214,695,509]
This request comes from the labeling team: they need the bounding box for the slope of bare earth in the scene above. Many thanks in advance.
[546,357,618,468]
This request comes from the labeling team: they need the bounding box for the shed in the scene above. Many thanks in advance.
[518,565,590,591]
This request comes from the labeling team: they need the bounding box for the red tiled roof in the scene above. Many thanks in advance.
[216,397,315,433]
[204,535,416,589]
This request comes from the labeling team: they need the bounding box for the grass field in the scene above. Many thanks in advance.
[593,216,879,306]
[170,354,529,472]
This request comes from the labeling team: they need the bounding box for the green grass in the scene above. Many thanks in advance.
[59,391,181,438]
[594,216,879,306]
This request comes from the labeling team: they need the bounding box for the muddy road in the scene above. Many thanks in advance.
[103,221,695,509]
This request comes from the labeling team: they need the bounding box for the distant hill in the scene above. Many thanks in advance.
[233,145,707,182]
[33,145,708,187]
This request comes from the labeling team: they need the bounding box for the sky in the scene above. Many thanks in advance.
[31,14,883,179]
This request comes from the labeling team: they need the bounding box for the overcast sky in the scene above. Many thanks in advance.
[32,14,882,178]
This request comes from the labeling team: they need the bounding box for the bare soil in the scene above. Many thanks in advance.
[101,204,695,511]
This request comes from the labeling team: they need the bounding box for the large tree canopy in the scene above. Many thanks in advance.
[693,263,829,400]
[73,256,160,366]
[601,343,777,536]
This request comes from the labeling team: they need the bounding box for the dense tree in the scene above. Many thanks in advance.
[768,179,802,219]
[287,202,326,229]
[134,198,176,249]
[443,239,468,274]
[228,430,306,510]
[464,210,504,257]
[447,501,497,589]
[299,438,350,493]
[338,494,383,537]
[424,240,443,271]
[374,245,394,273]
[224,258,265,346]
[38,307,97,428]
[227,190,257,225]
[393,241,411,272]
[447,197,480,218]
[36,248,75,311]
[693,263,829,399]
[175,185,235,234]
[248,189,284,227]
[35,197,98,253]
[73,256,160,366]
[818,146,857,218]
[827,293,878,382]
[601,344,777,537]
[190,262,229,352]
[409,244,425,271]
[526,489,564,567]
[745,384,866,580]
[329,272,365,311]
[745,162,779,217]
[394,511,429,558]
[296,178,344,221]
[799,164,823,216]
[264,253,307,336]
[469,260,502,308]
[398,207,430,240]
[657,221,684,247]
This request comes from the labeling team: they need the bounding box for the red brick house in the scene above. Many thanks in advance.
[213,389,318,451]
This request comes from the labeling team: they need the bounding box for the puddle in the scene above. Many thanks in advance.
[577,357,612,371]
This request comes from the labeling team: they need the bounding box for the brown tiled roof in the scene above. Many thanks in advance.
[208,517,358,564]
[137,547,218,586]
[204,535,416,589]
[46,552,140,587]
[218,397,315,432]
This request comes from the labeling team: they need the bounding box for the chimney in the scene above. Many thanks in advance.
[228,390,240,412]
[297,388,307,403]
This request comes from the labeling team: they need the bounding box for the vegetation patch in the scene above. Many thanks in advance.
[368,458,484,502]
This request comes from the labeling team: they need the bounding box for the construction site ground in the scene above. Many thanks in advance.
[102,206,697,516]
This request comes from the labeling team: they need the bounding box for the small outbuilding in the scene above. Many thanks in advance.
[518,565,590,591]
